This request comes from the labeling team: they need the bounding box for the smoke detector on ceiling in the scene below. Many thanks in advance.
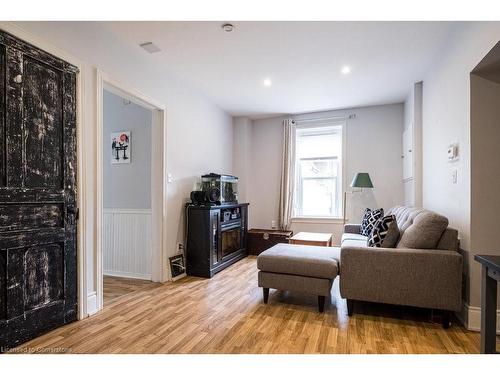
[221,23,235,33]
[139,42,161,54]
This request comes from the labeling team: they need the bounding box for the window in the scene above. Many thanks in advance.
[293,123,343,218]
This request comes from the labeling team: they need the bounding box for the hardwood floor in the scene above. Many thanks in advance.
[15,256,496,354]
[103,275,157,305]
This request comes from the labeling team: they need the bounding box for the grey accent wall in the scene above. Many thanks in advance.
[103,89,152,209]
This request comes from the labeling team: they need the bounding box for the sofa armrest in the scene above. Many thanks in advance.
[339,246,462,311]
[344,224,361,234]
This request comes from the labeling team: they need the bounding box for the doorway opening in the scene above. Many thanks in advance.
[96,72,167,310]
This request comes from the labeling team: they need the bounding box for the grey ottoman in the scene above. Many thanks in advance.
[256,243,340,312]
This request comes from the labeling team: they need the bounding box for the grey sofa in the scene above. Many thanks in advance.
[340,206,462,327]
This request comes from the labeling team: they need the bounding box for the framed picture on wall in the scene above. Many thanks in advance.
[169,254,186,280]
[111,131,131,164]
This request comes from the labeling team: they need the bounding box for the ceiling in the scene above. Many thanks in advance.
[102,21,457,118]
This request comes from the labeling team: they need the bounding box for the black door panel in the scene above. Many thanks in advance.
[22,56,64,189]
[0,29,78,350]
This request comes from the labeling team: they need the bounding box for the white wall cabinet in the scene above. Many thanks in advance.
[402,122,414,180]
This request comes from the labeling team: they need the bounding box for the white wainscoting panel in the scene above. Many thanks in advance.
[103,208,152,280]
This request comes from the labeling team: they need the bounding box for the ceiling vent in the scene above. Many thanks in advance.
[139,42,161,54]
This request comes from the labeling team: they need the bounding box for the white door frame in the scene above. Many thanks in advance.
[96,70,168,311]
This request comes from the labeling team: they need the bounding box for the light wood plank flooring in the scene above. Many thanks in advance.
[15,256,497,353]
[103,275,157,305]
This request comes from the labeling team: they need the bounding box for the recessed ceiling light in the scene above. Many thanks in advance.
[263,78,272,87]
[139,42,161,54]
[341,66,351,74]
[221,23,235,32]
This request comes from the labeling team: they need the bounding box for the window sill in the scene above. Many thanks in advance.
[291,216,344,224]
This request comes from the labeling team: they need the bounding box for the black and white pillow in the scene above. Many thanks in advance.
[367,215,399,248]
[360,208,384,236]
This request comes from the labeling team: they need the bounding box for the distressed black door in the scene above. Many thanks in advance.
[0,30,78,350]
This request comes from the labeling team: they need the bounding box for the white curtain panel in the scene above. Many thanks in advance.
[279,119,296,230]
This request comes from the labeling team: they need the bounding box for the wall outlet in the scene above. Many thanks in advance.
[177,242,184,253]
[271,220,276,229]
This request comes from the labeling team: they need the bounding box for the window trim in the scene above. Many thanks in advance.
[291,216,345,224]
[291,120,346,220]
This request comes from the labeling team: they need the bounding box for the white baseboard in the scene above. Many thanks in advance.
[103,270,151,280]
[457,301,500,333]
[87,292,98,316]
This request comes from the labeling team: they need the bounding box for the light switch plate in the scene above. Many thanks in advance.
[447,143,459,162]
[452,170,458,184]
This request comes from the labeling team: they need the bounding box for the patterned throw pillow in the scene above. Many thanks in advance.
[367,215,399,248]
[360,208,384,236]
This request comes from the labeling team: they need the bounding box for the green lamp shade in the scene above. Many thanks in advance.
[350,173,373,188]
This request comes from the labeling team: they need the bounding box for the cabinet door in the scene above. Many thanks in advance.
[241,205,248,252]
[210,209,221,266]
[402,123,413,180]
[0,31,78,349]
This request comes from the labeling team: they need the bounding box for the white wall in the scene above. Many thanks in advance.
[103,89,152,209]
[2,22,233,315]
[422,22,500,327]
[244,104,404,245]
[233,117,253,203]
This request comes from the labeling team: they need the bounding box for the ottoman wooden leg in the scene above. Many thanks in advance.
[442,310,451,329]
[263,288,269,304]
[318,296,326,313]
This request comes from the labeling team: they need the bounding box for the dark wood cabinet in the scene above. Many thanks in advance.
[247,229,293,255]
[186,203,249,278]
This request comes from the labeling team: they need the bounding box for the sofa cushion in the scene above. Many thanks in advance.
[436,228,459,251]
[344,224,361,234]
[340,239,368,248]
[367,215,399,248]
[341,233,368,243]
[360,208,384,236]
[257,243,339,279]
[386,205,425,234]
[397,211,449,249]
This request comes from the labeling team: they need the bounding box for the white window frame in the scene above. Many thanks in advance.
[292,119,346,222]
